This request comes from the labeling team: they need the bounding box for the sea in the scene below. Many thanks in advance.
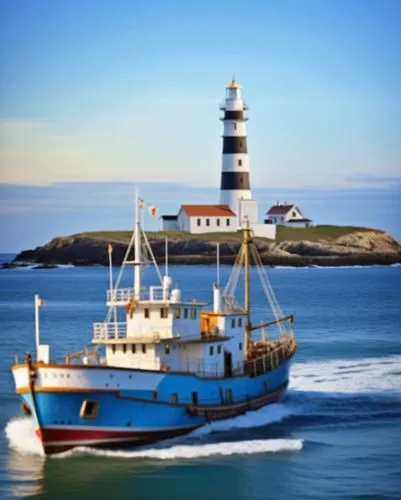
[0,254,400,500]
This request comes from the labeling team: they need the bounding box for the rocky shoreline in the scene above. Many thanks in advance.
[5,228,401,268]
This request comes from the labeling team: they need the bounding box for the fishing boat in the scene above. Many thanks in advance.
[11,195,297,455]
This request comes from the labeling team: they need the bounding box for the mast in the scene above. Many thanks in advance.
[244,218,251,357]
[134,187,141,300]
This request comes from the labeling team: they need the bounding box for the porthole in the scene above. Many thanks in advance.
[79,400,99,419]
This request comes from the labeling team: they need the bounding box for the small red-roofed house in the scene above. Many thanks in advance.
[265,203,312,228]
[175,204,237,233]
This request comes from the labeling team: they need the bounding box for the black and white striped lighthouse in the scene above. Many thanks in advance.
[219,78,252,218]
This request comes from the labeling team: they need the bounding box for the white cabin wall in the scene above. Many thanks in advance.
[126,304,173,339]
[106,344,159,370]
[217,314,246,369]
[155,343,181,371]
[172,305,201,338]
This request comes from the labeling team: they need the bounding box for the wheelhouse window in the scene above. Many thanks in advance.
[217,345,222,354]
[175,308,181,319]
[160,308,168,318]
[144,308,150,319]
[111,344,116,354]
[123,344,127,354]
[209,345,214,356]
[142,344,147,354]
[131,344,136,354]
[239,342,243,351]
[184,308,188,319]
[164,344,170,355]
[238,318,242,327]
[191,308,197,319]
[231,318,236,328]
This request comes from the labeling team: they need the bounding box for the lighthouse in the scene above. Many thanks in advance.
[160,78,276,239]
[219,78,257,226]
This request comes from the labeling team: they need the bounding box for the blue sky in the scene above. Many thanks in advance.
[0,0,400,250]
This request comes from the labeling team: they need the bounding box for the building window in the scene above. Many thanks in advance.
[191,308,197,319]
[217,345,222,354]
[238,159,242,166]
[238,318,242,327]
[217,218,220,227]
[210,345,214,356]
[153,391,158,401]
[165,344,170,355]
[292,211,296,217]
[175,308,181,319]
[197,218,201,226]
[231,318,236,328]
[160,308,168,318]
[184,308,188,319]
[233,123,237,130]
[239,342,243,351]
[206,218,210,226]
[111,344,116,354]
[123,344,127,354]
[226,218,230,226]
[142,344,147,354]
[171,393,178,404]
[144,308,150,319]
[131,344,136,354]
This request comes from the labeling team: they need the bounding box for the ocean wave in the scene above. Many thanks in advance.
[290,355,401,394]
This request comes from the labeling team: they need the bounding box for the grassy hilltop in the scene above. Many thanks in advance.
[73,225,384,244]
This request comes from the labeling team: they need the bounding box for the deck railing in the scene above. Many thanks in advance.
[93,322,176,342]
[93,322,127,340]
[107,286,170,303]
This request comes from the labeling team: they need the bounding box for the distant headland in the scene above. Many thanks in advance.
[5,225,401,268]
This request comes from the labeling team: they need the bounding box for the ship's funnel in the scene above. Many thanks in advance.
[213,283,221,313]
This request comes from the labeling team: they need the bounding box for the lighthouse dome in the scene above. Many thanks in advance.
[228,78,239,89]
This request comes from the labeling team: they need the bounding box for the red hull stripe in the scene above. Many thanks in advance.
[36,425,199,443]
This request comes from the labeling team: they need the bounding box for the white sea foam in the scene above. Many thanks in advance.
[56,438,303,460]
[5,417,44,456]
[194,402,294,436]
[290,355,401,394]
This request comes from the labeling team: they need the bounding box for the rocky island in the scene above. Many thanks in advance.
[8,225,401,268]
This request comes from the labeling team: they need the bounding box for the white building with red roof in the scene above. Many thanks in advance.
[176,205,237,233]
[265,203,313,228]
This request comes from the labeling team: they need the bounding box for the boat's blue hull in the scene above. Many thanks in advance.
[15,359,291,454]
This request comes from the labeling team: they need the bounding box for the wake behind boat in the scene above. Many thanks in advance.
[11,193,297,455]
